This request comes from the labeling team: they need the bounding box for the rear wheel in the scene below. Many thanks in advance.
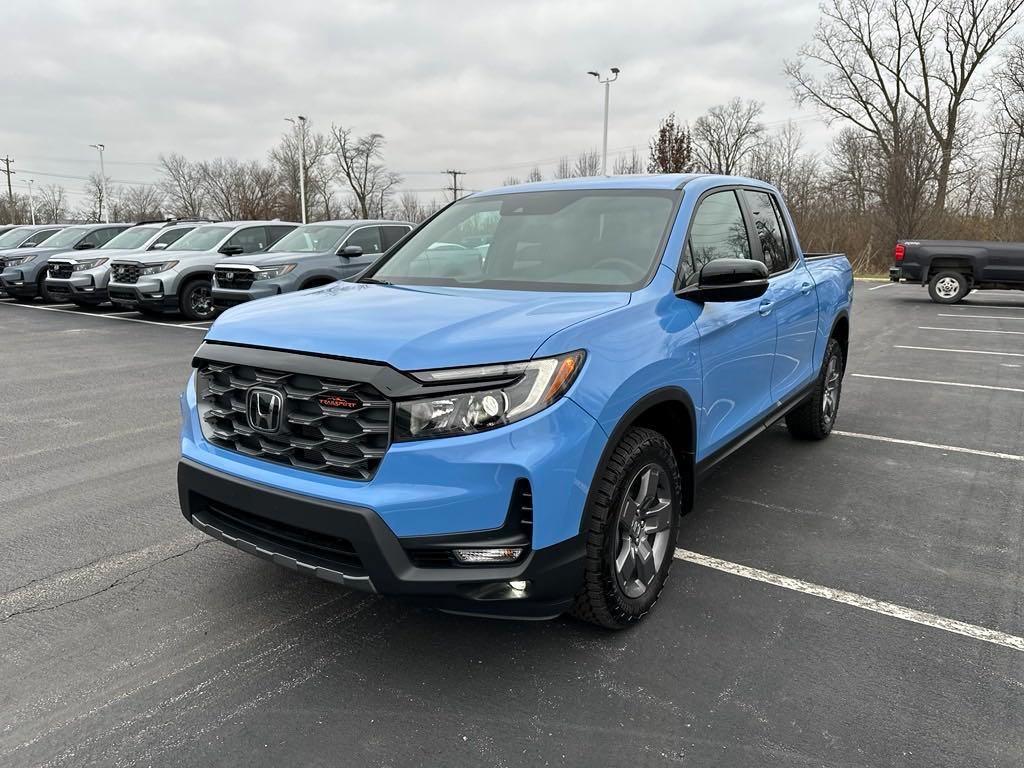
[571,427,682,629]
[928,271,969,304]
[786,337,844,440]
[179,278,216,321]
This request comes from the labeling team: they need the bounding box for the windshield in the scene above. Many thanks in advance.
[165,225,232,252]
[368,190,678,291]
[0,228,30,248]
[102,226,157,250]
[37,226,89,249]
[269,224,350,253]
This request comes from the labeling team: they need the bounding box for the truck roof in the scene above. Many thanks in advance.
[473,173,776,197]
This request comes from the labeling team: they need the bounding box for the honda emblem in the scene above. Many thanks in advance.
[247,387,283,434]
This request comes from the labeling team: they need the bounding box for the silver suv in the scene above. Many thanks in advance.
[211,220,412,309]
[46,220,207,306]
[107,221,297,320]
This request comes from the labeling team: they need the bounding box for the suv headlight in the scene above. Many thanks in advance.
[5,254,37,266]
[395,350,586,441]
[72,257,108,271]
[252,264,296,280]
[139,261,178,275]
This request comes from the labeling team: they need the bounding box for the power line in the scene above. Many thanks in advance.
[444,169,466,200]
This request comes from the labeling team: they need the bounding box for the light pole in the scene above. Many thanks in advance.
[28,179,35,224]
[286,115,308,224]
[587,67,620,175]
[89,143,108,222]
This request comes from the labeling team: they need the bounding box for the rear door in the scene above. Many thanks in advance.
[340,226,384,272]
[982,242,1024,283]
[684,189,777,459]
[740,189,819,402]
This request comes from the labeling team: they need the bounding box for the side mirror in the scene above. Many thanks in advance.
[219,244,244,256]
[76,242,97,250]
[677,258,769,303]
[149,242,169,250]
[339,245,363,259]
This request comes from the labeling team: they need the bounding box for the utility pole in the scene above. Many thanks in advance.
[1,155,14,213]
[587,68,620,175]
[89,143,108,222]
[28,179,36,225]
[444,169,466,201]
[286,115,308,224]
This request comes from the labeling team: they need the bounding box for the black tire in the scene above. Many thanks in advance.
[571,427,682,629]
[38,272,66,303]
[927,270,969,304]
[786,337,844,440]
[178,278,216,321]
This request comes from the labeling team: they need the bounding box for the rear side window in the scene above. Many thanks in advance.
[151,227,193,249]
[742,190,792,273]
[82,227,125,247]
[226,226,269,253]
[345,226,383,254]
[23,229,59,247]
[266,225,296,246]
[684,190,752,279]
[381,225,411,250]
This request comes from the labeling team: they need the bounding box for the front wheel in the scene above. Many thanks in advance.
[178,278,216,321]
[786,337,844,440]
[928,271,969,304]
[571,427,682,629]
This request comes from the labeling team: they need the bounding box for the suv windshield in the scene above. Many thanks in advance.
[0,228,29,248]
[37,227,89,249]
[269,224,350,253]
[103,226,157,250]
[368,190,678,291]
[166,226,232,252]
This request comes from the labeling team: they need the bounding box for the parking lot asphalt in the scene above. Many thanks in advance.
[1,284,1021,768]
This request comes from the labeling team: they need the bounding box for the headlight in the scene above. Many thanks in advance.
[139,261,178,275]
[72,258,108,271]
[395,350,586,441]
[5,254,36,266]
[252,264,296,280]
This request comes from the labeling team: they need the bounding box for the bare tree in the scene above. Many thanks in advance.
[647,113,694,173]
[331,126,401,219]
[613,148,645,175]
[271,120,336,221]
[572,150,601,177]
[82,173,113,222]
[554,156,574,179]
[692,98,765,174]
[37,184,68,224]
[526,166,544,182]
[118,184,166,221]
[158,153,207,218]
[199,158,279,220]
[502,175,522,186]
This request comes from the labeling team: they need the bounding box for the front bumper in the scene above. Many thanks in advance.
[0,269,36,297]
[46,273,108,302]
[179,458,585,618]
[108,279,178,311]
[212,283,280,309]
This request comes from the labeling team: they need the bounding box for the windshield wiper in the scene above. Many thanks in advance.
[358,276,393,285]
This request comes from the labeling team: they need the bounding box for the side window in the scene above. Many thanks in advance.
[267,225,295,246]
[151,227,192,249]
[742,190,792,273]
[226,226,268,253]
[344,226,383,254]
[82,228,122,247]
[381,225,411,250]
[684,190,752,278]
[24,229,58,247]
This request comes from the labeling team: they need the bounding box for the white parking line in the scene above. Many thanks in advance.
[0,301,204,331]
[952,303,1024,311]
[919,326,1024,336]
[868,282,894,291]
[851,373,1024,394]
[894,344,1024,358]
[675,549,1024,652]
[833,430,1024,462]
[937,313,1024,321]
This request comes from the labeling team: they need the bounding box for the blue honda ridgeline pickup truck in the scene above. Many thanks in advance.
[178,174,853,629]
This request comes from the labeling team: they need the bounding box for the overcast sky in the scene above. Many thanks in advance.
[4,0,830,208]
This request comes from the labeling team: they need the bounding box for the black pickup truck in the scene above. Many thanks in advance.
[890,239,1024,303]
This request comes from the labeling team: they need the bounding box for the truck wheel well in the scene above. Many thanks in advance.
[628,399,695,514]
[831,316,849,369]
[928,258,972,279]
[182,272,214,287]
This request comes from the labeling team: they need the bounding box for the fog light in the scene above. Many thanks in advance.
[508,580,528,592]
[452,547,524,564]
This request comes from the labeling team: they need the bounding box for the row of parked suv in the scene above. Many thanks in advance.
[0,218,414,320]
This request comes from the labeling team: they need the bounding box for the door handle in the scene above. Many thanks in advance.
[758,300,774,316]
[801,282,813,295]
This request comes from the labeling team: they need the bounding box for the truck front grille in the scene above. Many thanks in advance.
[49,263,73,279]
[111,263,141,284]
[196,362,392,481]
[214,267,255,290]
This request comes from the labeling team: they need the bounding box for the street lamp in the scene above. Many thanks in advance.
[285,115,308,224]
[28,179,35,225]
[587,67,620,175]
[88,143,108,223]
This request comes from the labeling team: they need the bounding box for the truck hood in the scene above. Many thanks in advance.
[123,250,220,266]
[225,250,330,267]
[206,281,629,370]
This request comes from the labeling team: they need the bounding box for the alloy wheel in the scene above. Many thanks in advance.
[613,463,673,599]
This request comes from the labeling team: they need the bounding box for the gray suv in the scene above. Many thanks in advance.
[211,219,412,309]
[0,223,131,302]
[0,224,66,254]
[46,220,206,306]
[107,221,297,320]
